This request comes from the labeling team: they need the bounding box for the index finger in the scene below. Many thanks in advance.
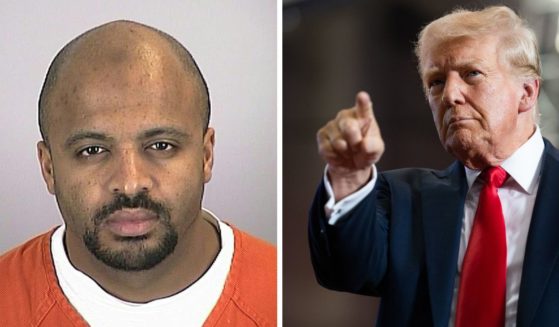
[355,91,373,119]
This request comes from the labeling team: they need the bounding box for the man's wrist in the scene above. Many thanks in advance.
[327,166,373,201]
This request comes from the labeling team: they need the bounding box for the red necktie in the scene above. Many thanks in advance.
[456,166,508,327]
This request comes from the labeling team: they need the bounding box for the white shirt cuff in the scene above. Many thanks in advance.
[323,165,377,225]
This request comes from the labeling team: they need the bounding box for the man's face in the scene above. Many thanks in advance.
[38,49,214,271]
[421,35,535,168]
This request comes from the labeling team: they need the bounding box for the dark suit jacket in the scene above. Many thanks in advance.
[309,139,559,326]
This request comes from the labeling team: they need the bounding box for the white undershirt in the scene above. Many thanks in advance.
[324,128,544,327]
[51,209,234,327]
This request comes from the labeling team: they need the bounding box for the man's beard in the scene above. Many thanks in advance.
[83,192,178,271]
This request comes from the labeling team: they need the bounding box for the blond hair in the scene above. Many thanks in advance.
[415,6,541,81]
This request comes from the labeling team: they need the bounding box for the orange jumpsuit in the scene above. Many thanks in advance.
[0,226,276,326]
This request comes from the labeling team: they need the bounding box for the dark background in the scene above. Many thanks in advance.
[280,0,559,325]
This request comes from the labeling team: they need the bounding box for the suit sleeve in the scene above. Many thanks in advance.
[308,175,391,296]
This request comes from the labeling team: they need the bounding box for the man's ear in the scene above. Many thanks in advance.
[37,141,56,194]
[519,78,540,113]
[202,128,215,183]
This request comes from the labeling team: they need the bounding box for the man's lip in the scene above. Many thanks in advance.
[447,117,475,126]
[102,209,159,237]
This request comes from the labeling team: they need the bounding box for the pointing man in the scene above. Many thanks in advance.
[310,6,558,326]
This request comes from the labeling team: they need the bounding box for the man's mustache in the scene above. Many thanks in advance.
[93,193,169,225]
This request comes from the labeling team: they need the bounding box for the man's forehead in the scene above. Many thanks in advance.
[51,65,192,117]
[46,58,200,147]
[55,83,196,124]
[51,36,194,112]
[420,35,498,76]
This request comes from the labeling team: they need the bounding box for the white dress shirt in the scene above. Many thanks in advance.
[324,128,544,327]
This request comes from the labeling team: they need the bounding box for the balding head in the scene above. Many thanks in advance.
[38,20,210,144]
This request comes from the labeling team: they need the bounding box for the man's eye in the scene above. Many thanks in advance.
[79,146,106,157]
[429,78,443,86]
[149,142,174,151]
[466,70,481,77]
[428,79,444,91]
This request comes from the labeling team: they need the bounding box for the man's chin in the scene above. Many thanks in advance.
[444,128,475,150]
[444,135,493,169]
[83,227,178,271]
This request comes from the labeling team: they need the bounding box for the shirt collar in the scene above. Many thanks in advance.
[464,127,544,193]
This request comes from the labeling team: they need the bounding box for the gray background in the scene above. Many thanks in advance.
[0,0,277,253]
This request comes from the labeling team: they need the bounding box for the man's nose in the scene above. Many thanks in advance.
[441,73,466,107]
[108,149,154,195]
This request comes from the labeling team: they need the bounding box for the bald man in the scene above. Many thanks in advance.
[0,21,276,327]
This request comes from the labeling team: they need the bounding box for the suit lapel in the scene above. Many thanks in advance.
[421,161,468,326]
[517,141,559,326]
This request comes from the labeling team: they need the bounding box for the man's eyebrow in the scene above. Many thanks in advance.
[422,59,487,78]
[140,127,190,140]
[65,132,113,148]
[422,68,441,78]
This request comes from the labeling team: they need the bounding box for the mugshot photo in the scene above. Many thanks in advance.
[0,1,276,326]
